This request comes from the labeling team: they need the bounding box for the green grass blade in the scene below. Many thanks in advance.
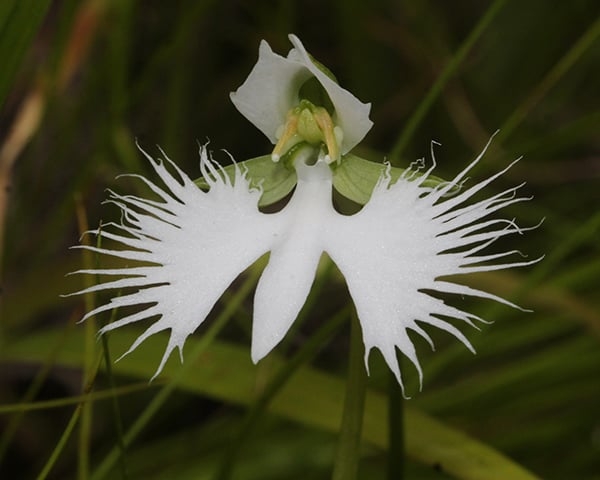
[5,327,539,480]
[0,0,52,110]
[498,15,600,142]
[388,0,507,162]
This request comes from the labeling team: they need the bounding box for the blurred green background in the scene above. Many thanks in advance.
[0,0,599,479]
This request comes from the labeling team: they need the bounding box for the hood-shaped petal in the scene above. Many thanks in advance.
[69,145,278,378]
[230,39,311,145]
[286,35,372,154]
[230,34,372,154]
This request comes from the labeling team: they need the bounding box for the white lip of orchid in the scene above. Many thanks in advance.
[230,34,372,159]
[68,138,541,396]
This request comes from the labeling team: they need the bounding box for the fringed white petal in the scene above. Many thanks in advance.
[71,139,537,392]
[230,35,372,153]
[323,145,540,394]
[71,146,277,378]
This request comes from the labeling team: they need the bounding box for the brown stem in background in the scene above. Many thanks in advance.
[0,1,104,276]
[0,85,45,267]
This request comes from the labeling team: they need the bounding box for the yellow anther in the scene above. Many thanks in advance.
[312,107,339,164]
[272,112,300,162]
[271,100,342,164]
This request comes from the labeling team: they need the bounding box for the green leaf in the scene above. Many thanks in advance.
[194,154,297,207]
[332,154,453,205]
[5,327,539,480]
[0,0,52,110]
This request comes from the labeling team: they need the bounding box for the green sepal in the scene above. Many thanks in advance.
[332,154,454,205]
[194,149,454,208]
[194,154,297,207]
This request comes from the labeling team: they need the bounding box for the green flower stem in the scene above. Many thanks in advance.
[36,404,82,480]
[215,303,349,480]
[387,370,405,480]
[100,330,128,479]
[37,354,103,480]
[95,223,128,479]
[332,312,367,480]
[78,197,97,480]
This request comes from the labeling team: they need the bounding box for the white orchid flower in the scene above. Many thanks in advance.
[70,35,538,393]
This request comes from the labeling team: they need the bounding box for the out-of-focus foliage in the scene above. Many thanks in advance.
[1,1,598,479]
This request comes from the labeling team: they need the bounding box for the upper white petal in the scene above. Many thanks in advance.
[230,35,372,153]
[287,34,372,154]
[230,39,312,145]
